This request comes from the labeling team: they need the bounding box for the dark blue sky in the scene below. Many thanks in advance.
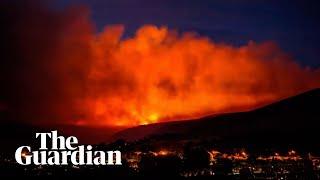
[54,0,320,67]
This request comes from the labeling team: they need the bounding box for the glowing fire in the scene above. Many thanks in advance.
[158,150,169,156]
[3,5,320,127]
[78,25,320,126]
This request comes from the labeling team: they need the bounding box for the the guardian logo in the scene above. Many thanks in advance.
[15,131,122,165]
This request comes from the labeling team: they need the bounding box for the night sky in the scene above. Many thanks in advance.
[53,0,320,67]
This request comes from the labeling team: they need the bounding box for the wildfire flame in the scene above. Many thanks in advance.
[2,4,320,127]
[80,25,320,126]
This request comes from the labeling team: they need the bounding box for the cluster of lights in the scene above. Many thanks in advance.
[257,150,301,161]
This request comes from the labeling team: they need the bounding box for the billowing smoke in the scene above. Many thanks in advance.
[1,1,320,126]
[1,1,93,124]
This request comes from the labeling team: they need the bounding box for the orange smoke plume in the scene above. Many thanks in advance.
[1,3,320,127]
[80,25,320,126]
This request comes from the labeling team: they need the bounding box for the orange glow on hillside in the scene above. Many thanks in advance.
[4,5,320,127]
[75,25,320,126]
